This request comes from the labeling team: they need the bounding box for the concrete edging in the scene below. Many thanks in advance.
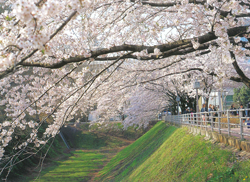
[184,125,250,152]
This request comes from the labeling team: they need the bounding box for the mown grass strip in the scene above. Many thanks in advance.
[32,151,106,182]
[23,129,131,182]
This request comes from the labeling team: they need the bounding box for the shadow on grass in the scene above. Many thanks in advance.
[21,127,131,182]
[61,126,107,149]
[74,132,107,149]
[96,121,177,182]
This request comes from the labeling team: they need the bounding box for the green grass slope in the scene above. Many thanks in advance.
[97,122,250,182]
[96,121,177,181]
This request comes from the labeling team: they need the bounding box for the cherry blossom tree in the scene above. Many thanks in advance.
[0,0,250,179]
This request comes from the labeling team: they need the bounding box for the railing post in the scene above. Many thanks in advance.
[178,115,179,126]
[205,112,207,131]
[200,112,202,134]
[182,114,183,125]
[181,114,183,125]
[192,113,194,127]
[175,115,177,126]
[227,110,230,136]
[201,112,203,131]
[179,114,181,125]
[196,113,198,128]
[176,115,178,126]
[211,111,213,132]
[218,111,221,134]
[240,117,244,140]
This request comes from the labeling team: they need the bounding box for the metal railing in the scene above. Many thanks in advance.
[165,108,250,140]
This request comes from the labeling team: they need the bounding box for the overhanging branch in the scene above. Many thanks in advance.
[1,25,250,79]
[230,51,250,88]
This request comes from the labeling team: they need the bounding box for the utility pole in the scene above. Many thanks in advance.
[193,79,200,112]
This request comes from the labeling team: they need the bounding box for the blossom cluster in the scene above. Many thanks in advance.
[0,0,249,178]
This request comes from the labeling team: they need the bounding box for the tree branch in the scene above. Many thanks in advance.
[120,68,203,90]
[2,25,250,79]
[0,11,78,79]
[230,51,250,88]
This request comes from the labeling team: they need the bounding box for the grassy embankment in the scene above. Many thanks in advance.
[97,121,250,182]
[21,122,150,182]
[19,121,250,182]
